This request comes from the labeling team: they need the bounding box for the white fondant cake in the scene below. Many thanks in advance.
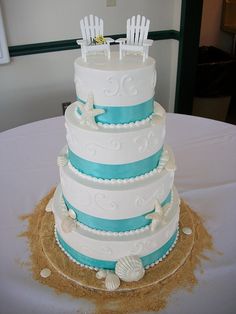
[52,50,180,285]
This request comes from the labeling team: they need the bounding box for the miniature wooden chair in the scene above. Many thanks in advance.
[76,15,114,62]
[116,15,153,61]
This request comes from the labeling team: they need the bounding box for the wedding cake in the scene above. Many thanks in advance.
[51,19,180,289]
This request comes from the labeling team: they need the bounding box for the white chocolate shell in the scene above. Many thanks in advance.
[115,255,145,282]
[68,208,76,220]
[105,272,120,291]
[96,269,107,279]
[57,155,68,167]
[157,149,169,172]
[61,216,76,233]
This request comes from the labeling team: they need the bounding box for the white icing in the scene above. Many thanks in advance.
[65,102,165,164]
[74,52,156,107]
[52,186,180,261]
[59,164,175,220]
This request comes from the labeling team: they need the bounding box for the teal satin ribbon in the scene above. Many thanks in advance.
[63,191,171,232]
[68,147,163,180]
[77,97,154,124]
[56,229,178,270]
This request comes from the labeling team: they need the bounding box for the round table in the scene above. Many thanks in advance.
[0,114,236,314]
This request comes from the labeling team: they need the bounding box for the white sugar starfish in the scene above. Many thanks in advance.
[77,93,105,129]
[145,200,167,231]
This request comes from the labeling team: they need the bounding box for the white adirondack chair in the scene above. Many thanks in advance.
[116,15,153,61]
[76,15,114,62]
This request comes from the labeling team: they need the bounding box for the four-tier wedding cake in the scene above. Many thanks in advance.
[51,22,180,289]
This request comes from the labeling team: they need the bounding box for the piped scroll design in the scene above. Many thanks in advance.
[104,75,138,97]
[86,138,121,157]
[94,193,119,211]
[133,130,159,153]
[135,185,165,208]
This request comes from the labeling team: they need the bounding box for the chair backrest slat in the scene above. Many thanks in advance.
[130,16,136,44]
[89,14,95,39]
[138,16,146,45]
[134,14,141,45]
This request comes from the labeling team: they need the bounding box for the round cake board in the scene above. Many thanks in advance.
[40,199,195,292]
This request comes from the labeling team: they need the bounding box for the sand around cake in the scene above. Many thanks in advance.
[19,188,213,314]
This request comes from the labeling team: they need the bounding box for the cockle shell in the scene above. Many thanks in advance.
[157,149,169,172]
[115,255,145,282]
[96,269,107,279]
[105,272,120,291]
[61,216,76,233]
[57,155,68,167]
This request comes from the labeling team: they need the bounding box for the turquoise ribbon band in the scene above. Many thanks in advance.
[68,147,163,180]
[56,229,178,270]
[77,97,154,124]
[63,191,171,232]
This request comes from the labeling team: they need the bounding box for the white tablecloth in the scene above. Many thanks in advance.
[0,114,236,314]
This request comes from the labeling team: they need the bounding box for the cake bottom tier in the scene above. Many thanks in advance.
[52,186,180,270]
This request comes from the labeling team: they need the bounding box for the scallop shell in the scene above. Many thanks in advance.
[68,208,76,220]
[157,149,169,172]
[105,272,120,291]
[96,269,107,279]
[57,155,68,167]
[115,255,145,282]
[45,198,53,212]
[61,217,76,233]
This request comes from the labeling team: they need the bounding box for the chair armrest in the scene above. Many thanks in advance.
[104,37,114,44]
[115,38,127,44]
[143,39,153,46]
[76,39,87,46]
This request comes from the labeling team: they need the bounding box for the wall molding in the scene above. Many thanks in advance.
[8,30,180,57]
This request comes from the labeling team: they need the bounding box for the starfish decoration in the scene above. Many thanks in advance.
[77,93,105,129]
[145,200,167,231]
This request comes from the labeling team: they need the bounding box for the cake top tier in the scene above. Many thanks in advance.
[74,52,157,125]
[74,51,155,71]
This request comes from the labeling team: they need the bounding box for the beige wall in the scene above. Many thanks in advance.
[0,0,181,132]
[200,0,233,52]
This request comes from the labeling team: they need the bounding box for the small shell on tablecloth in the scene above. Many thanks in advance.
[115,255,145,282]
[105,272,120,291]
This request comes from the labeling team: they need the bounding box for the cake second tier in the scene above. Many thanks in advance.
[65,101,166,180]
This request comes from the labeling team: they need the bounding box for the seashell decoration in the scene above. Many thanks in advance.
[57,155,68,167]
[61,216,77,233]
[45,198,53,212]
[115,255,145,282]
[96,269,108,279]
[105,272,121,291]
[165,155,176,172]
[68,208,76,220]
[40,268,51,278]
[182,227,192,235]
[157,149,169,173]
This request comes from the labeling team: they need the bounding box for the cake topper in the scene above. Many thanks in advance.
[116,15,153,61]
[77,93,105,129]
[76,15,114,62]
